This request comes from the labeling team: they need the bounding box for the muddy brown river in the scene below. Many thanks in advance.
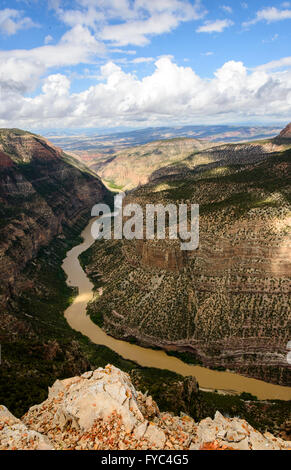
[62,219,291,401]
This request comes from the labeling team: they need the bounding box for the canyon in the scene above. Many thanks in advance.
[0,125,290,446]
[82,124,291,387]
[89,130,287,191]
[93,138,214,190]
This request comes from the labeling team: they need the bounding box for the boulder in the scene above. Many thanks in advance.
[51,365,144,433]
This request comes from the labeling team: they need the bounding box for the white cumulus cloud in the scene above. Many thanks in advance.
[221,5,233,14]
[0,8,38,35]
[1,57,291,129]
[0,25,104,93]
[243,6,291,27]
[256,56,291,71]
[52,0,206,46]
[196,19,234,33]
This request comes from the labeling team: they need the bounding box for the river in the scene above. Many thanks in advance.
[62,218,291,401]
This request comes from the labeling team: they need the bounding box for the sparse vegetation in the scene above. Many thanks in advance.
[82,148,291,387]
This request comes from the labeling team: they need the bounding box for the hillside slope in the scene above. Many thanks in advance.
[0,129,112,417]
[274,122,291,145]
[149,139,287,182]
[93,135,289,191]
[93,138,216,190]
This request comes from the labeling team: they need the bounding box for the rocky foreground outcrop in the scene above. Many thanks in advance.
[0,406,54,450]
[1,365,290,451]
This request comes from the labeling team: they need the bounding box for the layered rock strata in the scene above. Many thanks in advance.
[0,129,108,303]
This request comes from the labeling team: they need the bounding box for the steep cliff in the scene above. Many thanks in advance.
[0,129,117,420]
[274,122,291,145]
[1,365,290,450]
[0,128,108,303]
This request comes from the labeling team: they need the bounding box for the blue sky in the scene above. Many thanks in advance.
[0,0,290,129]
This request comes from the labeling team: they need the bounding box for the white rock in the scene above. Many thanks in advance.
[48,379,66,399]
[214,411,228,426]
[81,371,94,380]
[6,365,289,452]
[230,419,250,436]
[133,421,148,440]
[144,423,166,448]
[216,429,227,439]
[0,405,18,424]
[0,406,54,450]
[197,418,217,444]
[249,431,279,451]
[189,442,200,450]
[226,430,246,443]
[51,365,143,433]
[221,437,250,450]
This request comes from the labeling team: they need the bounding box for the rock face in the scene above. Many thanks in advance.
[1,365,290,450]
[275,123,291,143]
[93,134,285,190]
[0,405,54,450]
[132,240,188,272]
[0,128,108,303]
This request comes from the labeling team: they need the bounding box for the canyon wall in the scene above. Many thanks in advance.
[0,129,108,303]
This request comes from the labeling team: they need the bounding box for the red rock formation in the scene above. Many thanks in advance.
[0,150,14,168]
[132,240,188,271]
[274,123,291,143]
[278,123,291,139]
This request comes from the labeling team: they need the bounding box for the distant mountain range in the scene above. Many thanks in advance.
[45,125,283,159]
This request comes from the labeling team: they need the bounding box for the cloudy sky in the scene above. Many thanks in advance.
[0,0,290,130]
